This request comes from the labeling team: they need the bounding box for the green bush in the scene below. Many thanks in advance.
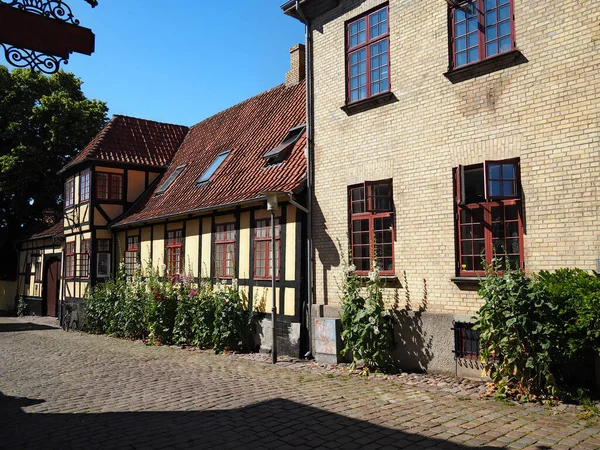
[339,259,395,372]
[173,280,216,348]
[212,281,255,353]
[475,261,600,400]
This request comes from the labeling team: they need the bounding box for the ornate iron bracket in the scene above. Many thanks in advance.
[0,0,82,25]
[1,43,68,74]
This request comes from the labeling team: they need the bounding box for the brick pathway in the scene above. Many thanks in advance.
[0,317,598,450]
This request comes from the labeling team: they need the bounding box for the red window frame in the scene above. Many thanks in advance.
[214,223,236,279]
[348,180,395,276]
[80,171,90,203]
[346,4,390,103]
[166,230,183,276]
[65,178,75,208]
[254,218,280,280]
[97,239,111,278]
[96,172,124,201]
[34,255,42,282]
[450,0,515,70]
[78,239,91,278]
[65,242,75,278]
[124,236,139,276]
[455,158,523,276]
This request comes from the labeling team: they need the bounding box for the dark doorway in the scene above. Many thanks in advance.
[43,258,60,317]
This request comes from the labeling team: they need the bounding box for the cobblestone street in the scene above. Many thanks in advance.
[1,316,599,450]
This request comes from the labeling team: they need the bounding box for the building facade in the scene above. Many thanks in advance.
[284,0,600,375]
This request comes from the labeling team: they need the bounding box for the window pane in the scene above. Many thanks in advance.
[485,0,496,9]
[467,18,478,33]
[499,36,511,52]
[455,22,466,36]
[456,37,466,52]
[468,47,480,62]
[461,257,473,271]
[498,20,510,36]
[506,221,519,237]
[485,10,496,24]
[467,32,478,48]
[486,25,497,41]
[456,51,467,67]
[505,204,519,220]
[486,41,498,57]
[490,180,502,197]
[498,4,510,20]
[461,240,473,255]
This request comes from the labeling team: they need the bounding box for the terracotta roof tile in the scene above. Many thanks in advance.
[114,81,306,227]
[60,115,188,172]
[28,220,64,240]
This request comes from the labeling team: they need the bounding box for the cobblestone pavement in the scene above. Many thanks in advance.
[1,317,599,450]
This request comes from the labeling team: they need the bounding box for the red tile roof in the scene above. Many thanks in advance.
[113,81,306,227]
[27,220,64,241]
[60,115,188,173]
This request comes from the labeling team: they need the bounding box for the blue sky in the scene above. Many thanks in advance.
[1,1,304,126]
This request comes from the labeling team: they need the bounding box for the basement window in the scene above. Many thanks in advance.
[452,321,480,360]
[264,124,305,164]
[156,165,186,196]
[197,150,231,185]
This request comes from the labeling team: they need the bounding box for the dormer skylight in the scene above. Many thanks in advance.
[197,150,231,185]
[263,124,305,164]
[156,164,186,196]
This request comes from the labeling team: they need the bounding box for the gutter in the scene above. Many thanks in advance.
[295,0,315,359]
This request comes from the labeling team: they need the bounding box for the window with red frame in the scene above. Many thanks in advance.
[34,255,42,281]
[96,172,123,201]
[254,218,280,279]
[349,180,394,275]
[97,239,111,278]
[346,5,389,103]
[124,236,139,275]
[78,239,91,278]
[455,159,523,276]
[214,224,235,278]
[65,179,75,208]
[65,242,75,278]
[80,171,90,203]
[166,230,183,275]
[450,0,514,69]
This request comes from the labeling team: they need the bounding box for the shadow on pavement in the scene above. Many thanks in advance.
[0,391,506,449]
[0,322,58,333]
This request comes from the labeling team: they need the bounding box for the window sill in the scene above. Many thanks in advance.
[444,49,528,84]
[351,274,400,283]
[340,91,396,116]
[451,277,483,286]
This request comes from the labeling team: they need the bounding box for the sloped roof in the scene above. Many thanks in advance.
[27,220,64,241]
[60,115,189,173]
[113,80,306,227]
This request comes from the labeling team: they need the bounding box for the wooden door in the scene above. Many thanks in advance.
[45,260,60,317]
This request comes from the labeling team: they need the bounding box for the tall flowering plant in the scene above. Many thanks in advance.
[339,247,395,372]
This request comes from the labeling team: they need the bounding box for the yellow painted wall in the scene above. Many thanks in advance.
[185,219,199,275]
[215,214,235,225]
[96,229,111,239]
[141,227,152,270]
[200,217,212,277]
[148,172,159,184]
[285,205,296,282]
[100,204,124,222]
[94,166,124,174]
[127,170,146,202]
[238,212,251,279]
[284,288,295,316]
[167,221,184,231]
[152,224,165,269]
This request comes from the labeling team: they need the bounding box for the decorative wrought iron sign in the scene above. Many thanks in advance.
[0,0,96,74]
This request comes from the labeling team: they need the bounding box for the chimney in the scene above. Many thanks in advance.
[285,43,306,87]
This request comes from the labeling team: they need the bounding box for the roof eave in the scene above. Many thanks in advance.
[281,0,341,22]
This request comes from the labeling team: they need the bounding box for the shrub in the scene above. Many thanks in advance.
[84,273,125,334]
[339,258,395,372]
[475,261,600,400]
[212,281,254,353]
[173,280,216,348]
[16,295,28,316]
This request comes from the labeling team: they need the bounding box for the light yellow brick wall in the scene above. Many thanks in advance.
[310,0,600,314]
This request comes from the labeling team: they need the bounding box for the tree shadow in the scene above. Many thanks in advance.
[311,196,340,307]
[0,391,505,449]
[393,309,435,373]
[0,322,58,333]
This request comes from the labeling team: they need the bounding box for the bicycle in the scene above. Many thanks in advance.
[62,303,79,332]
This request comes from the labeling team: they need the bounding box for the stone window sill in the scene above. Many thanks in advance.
[340,91,396,116]
[451,277,484,286]
[443,49,528,84]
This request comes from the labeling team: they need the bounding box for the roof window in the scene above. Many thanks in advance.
[156,165,186,195]
[263,124,305,164]
[197,150,231,185]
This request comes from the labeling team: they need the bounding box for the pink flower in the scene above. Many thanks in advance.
[189,289,198,299]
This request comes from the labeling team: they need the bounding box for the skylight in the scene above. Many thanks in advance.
[156,164,186,196]
[197,150,231,185]
[263,124,305,162]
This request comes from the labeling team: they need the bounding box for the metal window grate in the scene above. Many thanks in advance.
[452,321,480,360]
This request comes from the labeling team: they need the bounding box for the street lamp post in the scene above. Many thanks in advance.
[265,193,279,364]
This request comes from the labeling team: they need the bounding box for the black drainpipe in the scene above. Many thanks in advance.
[295,0,314,358]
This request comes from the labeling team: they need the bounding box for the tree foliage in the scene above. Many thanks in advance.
[0,66,107,232]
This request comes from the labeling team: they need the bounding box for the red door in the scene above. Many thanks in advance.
[45,260,60,317]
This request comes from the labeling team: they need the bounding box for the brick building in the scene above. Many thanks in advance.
[283,0,600,375]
